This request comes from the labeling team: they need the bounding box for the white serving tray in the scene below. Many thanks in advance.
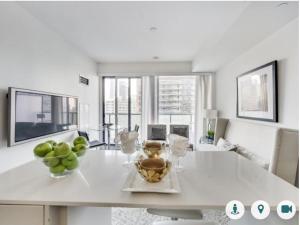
[122,169,181,193]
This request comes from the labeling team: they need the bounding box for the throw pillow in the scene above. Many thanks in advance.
[216,138,237,151]
[236,147,269,170]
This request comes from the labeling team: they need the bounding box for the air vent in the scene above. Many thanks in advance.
[79,76,89,86]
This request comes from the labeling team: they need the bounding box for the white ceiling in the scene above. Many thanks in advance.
[19,1,298,71]
[193,1,299,71]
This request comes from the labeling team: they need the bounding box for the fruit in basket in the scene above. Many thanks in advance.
[144,142,162,149]
[62,152,79,170]
[34,143,53,157]
[54,142,72,158]
[43,151,59,167]
[143,141,162,158]
[73,136,88,146]
[135,158,171,183]
[50,164,66,174]
[72,143,87,157]
[46,140,57,148]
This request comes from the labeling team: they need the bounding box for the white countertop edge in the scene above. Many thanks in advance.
[0,200,297,211]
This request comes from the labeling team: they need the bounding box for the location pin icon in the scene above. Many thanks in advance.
[258,204,264,214]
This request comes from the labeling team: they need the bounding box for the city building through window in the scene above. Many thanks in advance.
[158,76,196,143]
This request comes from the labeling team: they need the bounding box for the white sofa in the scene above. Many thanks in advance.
[201,118,299,186]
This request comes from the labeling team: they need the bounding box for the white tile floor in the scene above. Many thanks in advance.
[112,208,229,225]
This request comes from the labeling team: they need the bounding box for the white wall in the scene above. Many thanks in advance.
[0,2,99,173]
[98,62,192,75]
[215,18,299,129]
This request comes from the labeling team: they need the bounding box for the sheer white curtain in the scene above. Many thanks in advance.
[141,76,157,140]
[194,73,215,149]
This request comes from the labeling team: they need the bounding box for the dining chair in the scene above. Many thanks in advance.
[170,125,189,138]
[77,131,106,150]
[152,220,218,225]
[169,125,193,150]
[147,124,167,140]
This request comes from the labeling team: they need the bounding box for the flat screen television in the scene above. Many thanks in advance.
[8,87,79,146]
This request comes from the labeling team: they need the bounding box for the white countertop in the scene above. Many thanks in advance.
[0,150,298,210]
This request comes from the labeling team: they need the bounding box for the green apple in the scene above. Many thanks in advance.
[34,142,52,157]
[43,151,59,167]
[46,140,57,148]
[65,159,78,170]
[54,142,71,158]
[62,152,78,170]
[72,144,87,157]
[75,149,86,157]
[65,151,77,161]
[73,136,88,146]
[50,164,65,174]
[63,159,79,170]
[61,151,77,165]
[61,158,72,168]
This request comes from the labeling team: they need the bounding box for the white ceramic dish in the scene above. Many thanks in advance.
[122,168,180,193]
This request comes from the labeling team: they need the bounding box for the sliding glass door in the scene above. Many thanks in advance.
[103,77,142,144]
[158,76,196,143]
[103,75,195,144]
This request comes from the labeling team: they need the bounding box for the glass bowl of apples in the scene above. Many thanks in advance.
[33,137,89,178]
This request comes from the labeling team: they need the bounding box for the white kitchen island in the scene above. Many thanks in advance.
[0,150,298,225]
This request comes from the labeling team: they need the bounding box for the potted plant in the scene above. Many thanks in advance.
[207,130,214,141]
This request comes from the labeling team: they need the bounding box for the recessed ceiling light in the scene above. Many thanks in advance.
[153,56,159,60]
[277,2,288,7]
[149,27,158,32]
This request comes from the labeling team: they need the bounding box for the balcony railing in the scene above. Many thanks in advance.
[105,113,193,125]
[159,113,194,125]
[104,112,142,130]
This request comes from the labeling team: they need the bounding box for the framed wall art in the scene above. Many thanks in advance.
[236,61,278,122]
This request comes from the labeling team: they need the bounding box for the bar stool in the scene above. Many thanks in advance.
[147,209,203,220]
[77,131,105,150]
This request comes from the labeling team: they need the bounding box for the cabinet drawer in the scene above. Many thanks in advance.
[0,205,44,225]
